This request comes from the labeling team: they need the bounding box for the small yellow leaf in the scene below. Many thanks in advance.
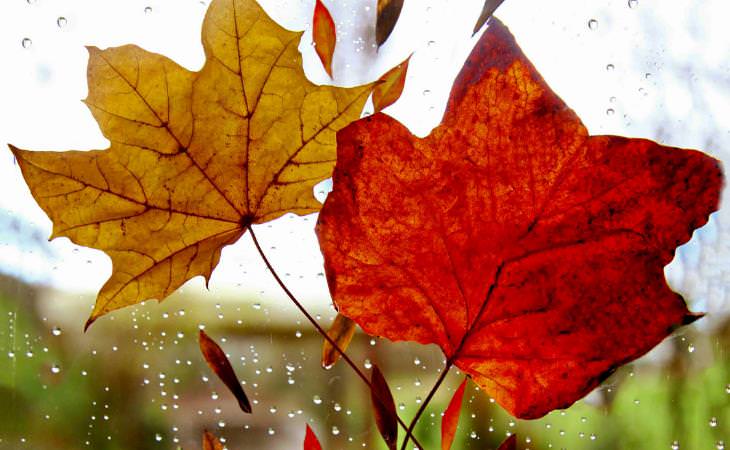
[11,0,372,329]
[372,55,410,113]
[321,312,357,368]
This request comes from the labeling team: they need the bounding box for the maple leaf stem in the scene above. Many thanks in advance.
[247,225,424,450]
[399,360,454,450]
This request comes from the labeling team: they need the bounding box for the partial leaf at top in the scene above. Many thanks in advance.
[10,0,372,328]
[376,0,404,47]
[313,0,336,78]
[317,18,722,418]
[473,0,507,35]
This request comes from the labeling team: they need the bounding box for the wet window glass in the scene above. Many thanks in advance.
[0,1,728,449]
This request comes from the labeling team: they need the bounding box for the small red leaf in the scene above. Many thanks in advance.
[441,378,467,450]
[376,0,405,47]
[321,312,357,368]
[199,329,252,414]
[313,0,336,78]
[304,424,323,450]
[473,0,507,36]
[370,364,398,450]
[202,430,224,450]
[372,55,411,113]
[497,434,517,450]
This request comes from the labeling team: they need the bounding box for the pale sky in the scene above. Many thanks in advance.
[0,0,728,317]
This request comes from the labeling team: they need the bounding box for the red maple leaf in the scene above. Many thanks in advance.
[316,19,723,419]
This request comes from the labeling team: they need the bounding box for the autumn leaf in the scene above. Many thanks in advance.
[370,364,398,450]
[10,0,372,328]
[473,0,507,35]
[441,378,467,450]
[316,19,722,419]
[321,312,357,368]
[202,430,225,450]
[376,0,405,47]
[372,55,411,113]
[313,0,336,78]
[303,424,324,450]
[497,434,517,450]
[199,329,252,414]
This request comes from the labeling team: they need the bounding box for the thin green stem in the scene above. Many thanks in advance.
[247,225,424,450]
[399,360,453,450]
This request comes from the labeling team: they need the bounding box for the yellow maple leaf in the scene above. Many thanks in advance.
[10,0,372,329]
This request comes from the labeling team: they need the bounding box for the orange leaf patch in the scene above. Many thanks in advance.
[317,19,722,418]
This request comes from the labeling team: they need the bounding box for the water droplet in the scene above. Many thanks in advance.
[470,431,477,438]
[590,434,597,441]
[725,384,730,394]
[716,441,725,450]
[155,433,163,442]
[364,359,372,369]
[253,303,261,310]
[21,38,32,49]
[144,6,152,14]
[628,0,638,8]
[606,108,615,116]
[710,417,718,427]
[313,395,322,405]
[269,406,277,414]
[688,344,695,353]
[211,392,219,400]
[331,426,340,436]
[606,63,615,71]
[51,364,61,374]
[413,357,421,366]
[671,441,680,450]
[267,427,275,435]
[398,402,405,411]
[56,17,67,28]
[588,19,598,30]
[52,326,62,336]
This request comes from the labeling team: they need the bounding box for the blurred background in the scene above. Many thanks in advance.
[0,0,729,449]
